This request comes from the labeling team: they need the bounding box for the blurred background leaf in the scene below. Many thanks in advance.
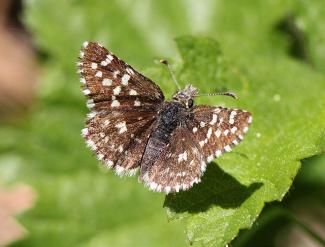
[0,0,324,247]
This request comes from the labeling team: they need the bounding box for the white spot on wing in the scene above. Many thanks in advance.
[86,140,97,150]
[97,154,104,160]
[115,165,125,176]
[107,54,114,62]
[113,70,120,78]
[87,111,97,119]
[102,78,112,86]
[126,68,135,75]
[231,126,237,134]
[215,150,222,157]
[101,60,108,66]
[86,99,95,108]
[209,114,218,125]
[106,160,113,167]
[207,127,212,139]
[82,89,91,95]
[214,108,221,113]
[178,151,188,163]
[150,182,158,190]
[200,161,206,172]
[224,145,232,152]
[129,89,138,95]
[215,129,221,137]
[207,155,213,162]
[113,86,121,95]
[192,127,198,133]
[95,71,103,77]
[80,78,86,84]
[91,63,97,69]
[111,100,120,107]
[81,128,89,137]
[134,99,141,106]
[165,186,171,194]
[200,121,206,127]
[230,110,237,116]
[121,74,130,85]
[115,121,127,134]
[126,168,138,176]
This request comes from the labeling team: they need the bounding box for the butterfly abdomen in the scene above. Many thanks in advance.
[140,102,185,175]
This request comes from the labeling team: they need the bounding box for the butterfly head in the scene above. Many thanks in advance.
[172,84,198,108]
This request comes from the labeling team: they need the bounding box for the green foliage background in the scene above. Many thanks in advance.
[0,0,325,247]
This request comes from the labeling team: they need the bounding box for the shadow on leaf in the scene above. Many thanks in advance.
[164,162,263,213]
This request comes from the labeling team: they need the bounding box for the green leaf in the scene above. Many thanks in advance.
[164,36,325,246]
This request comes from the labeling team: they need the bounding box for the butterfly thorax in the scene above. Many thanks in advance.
[172,84,198,109]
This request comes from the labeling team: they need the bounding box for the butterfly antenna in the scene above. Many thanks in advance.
[197,92,237,99]
[160,59,181,91]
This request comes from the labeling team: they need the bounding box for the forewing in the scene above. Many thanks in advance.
[78,41,164,175]
[141,124,205,194]
[82,109,156,176]
[187,105,252,172]
[78,41,164,110]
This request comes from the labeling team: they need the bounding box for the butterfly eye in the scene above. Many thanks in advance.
[187,99,194,108]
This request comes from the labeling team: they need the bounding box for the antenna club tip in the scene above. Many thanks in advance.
[227,92,237,99]
[159,59,168,65]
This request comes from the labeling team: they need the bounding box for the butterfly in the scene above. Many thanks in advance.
[78,41,252,194]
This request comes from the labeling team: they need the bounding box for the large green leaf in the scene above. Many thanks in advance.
[164,36,325,246]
